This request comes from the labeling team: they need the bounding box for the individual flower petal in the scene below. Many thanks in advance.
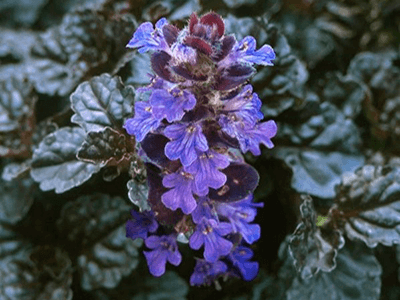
[124,102,161,142]
[219,118,277,155]
[143,248,168,276]
[190,259,228,286]
[214,64,255,91]
[221,85,263,126]
[150,89,196,123]
[189,218,233,262]
[127,18,169,53]
[185,150,230,194]
[164,123,209,166]
[221,36,275,67]
[161,171,198,214]
[144,234,182,277]
[228,246,259,281]
[126,210,158,240]
[214,195,262,244]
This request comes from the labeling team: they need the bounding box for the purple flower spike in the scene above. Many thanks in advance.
[189,217,233,262]
[228,246,259,281]
[164,123,209,166]
[185,150,230,194]
[222,36,275,67]
[126,210,159,240]
[124,12,277,283]
[190,259,228,286]
[127,18,170,54]
[144,234,182,277]
[150,89,196,123]
[161,170,199,214]
[215,195,263,244]
[124,101,161,142]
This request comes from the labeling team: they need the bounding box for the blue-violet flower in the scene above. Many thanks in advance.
[143,234,182,277]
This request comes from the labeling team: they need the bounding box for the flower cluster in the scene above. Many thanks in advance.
[124,12,277,286]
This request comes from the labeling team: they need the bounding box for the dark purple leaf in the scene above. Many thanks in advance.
[209,163,259,202]
[141,133,171,168]
[331,164,400,247]
[77,127,135,167]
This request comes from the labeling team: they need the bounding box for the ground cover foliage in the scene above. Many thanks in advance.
[1,0,400,299]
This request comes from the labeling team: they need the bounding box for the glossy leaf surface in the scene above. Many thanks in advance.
[30,127,101,193]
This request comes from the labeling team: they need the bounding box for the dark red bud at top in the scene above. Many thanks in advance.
[200,12,225,38]
[184,36,212,55]
[189,13,199,34]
